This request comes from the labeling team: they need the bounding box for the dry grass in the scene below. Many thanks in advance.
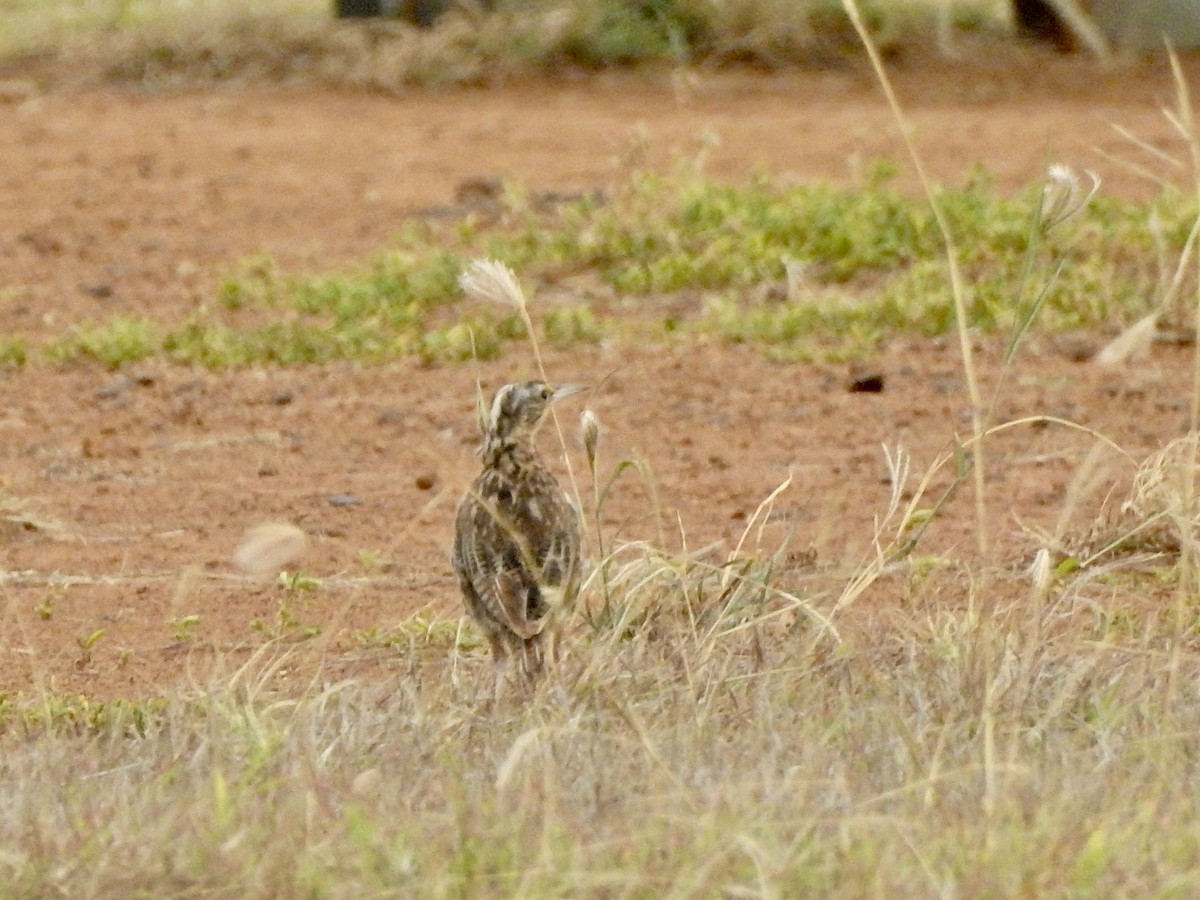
[10,253,1200,891]
[0,0,1009,90]
[5,337,1200,894]
[3,546,1200,895]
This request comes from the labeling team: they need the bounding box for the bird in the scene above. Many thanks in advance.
[453,380,585,689]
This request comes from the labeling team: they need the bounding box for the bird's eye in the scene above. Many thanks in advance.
[540,386,552,399]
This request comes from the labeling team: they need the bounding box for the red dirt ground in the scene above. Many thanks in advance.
[1,50,1198,698]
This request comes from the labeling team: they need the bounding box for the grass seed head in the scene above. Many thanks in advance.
[1041,163,1101,231]
[459,258,528,311]
[581,408,601,473]
[1028,546,1052,595]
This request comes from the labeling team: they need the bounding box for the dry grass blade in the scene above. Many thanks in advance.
[1065,435,1200,567]
[828,443,923,617]
[1043,0,1111,58]
[722,474,792,591]
[1110,123,1185,172]
[841,0,988,556]
[495,726,548,792]
[1093,210,1200,367]
[1170,44,1200,589]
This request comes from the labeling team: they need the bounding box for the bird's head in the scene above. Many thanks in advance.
[482,381,585,456]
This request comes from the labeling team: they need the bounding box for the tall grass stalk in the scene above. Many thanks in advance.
[842,0,989,557]
[1165,49,1200,596]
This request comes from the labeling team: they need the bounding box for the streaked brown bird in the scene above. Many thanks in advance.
[453,380,585,687]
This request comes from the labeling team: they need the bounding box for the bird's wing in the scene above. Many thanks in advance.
[534,493,583,601]
[538,527,579,587]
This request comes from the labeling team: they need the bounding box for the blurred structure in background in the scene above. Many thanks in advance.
[1093,0,1200,51]
[335,0,390,16]
[333,0,1200,53]
[1014,0,1075,49]
[334,0,490,27]
[1015,0,1200,52]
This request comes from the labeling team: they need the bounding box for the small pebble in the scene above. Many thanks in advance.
[848,373,885,393]
[95,373,154,398]
[377,408,404,426]
[328,494,361,507]
[95,376,134,399]
[81,282,114,299]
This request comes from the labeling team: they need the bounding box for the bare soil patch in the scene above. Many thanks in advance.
[1,51,1197,697]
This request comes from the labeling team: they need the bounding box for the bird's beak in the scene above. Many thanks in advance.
[551,383,588,402]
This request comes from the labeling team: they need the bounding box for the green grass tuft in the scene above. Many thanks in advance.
[43,316,161,368]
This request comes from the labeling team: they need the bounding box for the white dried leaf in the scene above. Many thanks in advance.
[1094,313,1157,366]
[234,522,309,581]
[351,768,383,799]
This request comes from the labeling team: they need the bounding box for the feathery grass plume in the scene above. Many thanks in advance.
[459,259,527,310]
[782,255,810,304]
[993,160,1102,402]
[473,379,490,437]
[233,522,309,583]
[459,257,549,381]
[1041,164,1101,232]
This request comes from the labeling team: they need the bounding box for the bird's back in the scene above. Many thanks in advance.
[453,457,582,646]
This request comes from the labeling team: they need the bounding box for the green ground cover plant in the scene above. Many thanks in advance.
[18,164,1199,367]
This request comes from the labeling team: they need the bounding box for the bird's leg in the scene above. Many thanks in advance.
[489,635,509,707]
[520,636,545,683]
[545,625,563,668]
[487,632,507,660]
